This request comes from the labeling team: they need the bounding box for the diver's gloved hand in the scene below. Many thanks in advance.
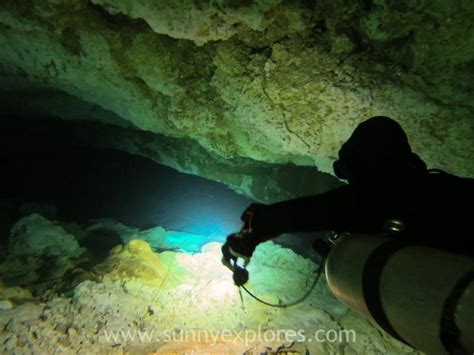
[221,233,255,272]
[222,203,279,270]
[225,233,259,263]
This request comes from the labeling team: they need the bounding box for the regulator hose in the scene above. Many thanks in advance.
[240,257,326,308]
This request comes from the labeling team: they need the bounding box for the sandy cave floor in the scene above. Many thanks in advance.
[0,215,421,354]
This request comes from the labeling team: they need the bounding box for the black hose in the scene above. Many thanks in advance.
[240,257,326,308]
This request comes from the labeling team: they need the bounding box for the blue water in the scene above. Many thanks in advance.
[3,143,252,251]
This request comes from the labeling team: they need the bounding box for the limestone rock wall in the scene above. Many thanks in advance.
[0,0,472,181]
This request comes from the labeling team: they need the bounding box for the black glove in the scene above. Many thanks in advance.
[221,233,257,271]
[222,203,278,271]
[221,235,251,285]
[226,233,259,259]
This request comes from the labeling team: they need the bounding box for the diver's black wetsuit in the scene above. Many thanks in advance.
[245,170,474,257]
[229,116,474,258]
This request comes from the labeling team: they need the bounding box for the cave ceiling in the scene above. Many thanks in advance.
[0,0,473,182]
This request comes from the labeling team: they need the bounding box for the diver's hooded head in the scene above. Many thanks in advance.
[333,116,427,186]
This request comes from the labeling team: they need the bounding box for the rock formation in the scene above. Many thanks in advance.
[0,0,472,202]
[0,215,420,353]
[0,214,85,284]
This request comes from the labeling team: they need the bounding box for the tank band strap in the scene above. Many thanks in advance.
[362,239,409,344]
[440,271,474,354]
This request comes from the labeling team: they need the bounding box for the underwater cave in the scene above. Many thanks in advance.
[0,0,473,354]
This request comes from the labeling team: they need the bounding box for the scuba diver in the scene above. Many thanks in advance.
[221,115,474,354]
[223,115,474,264]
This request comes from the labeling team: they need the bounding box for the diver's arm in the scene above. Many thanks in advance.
[227,185,360,259]
[246,184,358,241]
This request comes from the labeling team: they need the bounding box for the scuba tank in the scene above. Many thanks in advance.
[325,221,474,354]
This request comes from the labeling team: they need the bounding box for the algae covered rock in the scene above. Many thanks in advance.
[8,214,82,257]
[93,239,183,289]
[0,214,85,284]
[0,286,32,301]
[0,0,472,184]
[0,299,13,310]
[91,0,302,45]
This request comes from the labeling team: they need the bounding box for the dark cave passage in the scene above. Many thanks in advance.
[0,117,327,261]
[0,117,252,250]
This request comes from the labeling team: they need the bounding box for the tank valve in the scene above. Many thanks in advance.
[383,219,406,234]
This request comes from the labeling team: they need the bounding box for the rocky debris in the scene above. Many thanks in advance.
[0,299,13,310]
[0,214,85,284]
[0,213,419,353]
[0,286,37,314]
[84,219,167,251]
[8,214,82,257]
[339,311,419,354]
[0,235,419,354]
[0,297,93,354]
[0,286,32,301]
[83,218,216,253]
[92,239,184,289]
[0,302,44,332]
